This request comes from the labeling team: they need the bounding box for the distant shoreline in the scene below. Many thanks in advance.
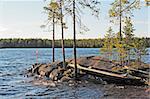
[0,47,101,48]
[0,47,150,49]
[0,38,150,48]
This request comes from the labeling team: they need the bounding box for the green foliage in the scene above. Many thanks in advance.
[101,17,148,65]
[122,17,135,64]
[106,0,145,65]
[101,27,115,60]
[0,38,102,48]
[101,15,149,65]
[49,1,59,11]
[123,17,135,49]
[43,0,61,27]
[0,38,149,48]
[133,38,148,62]
[109,0,140,19]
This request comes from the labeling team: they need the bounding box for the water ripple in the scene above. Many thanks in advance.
[0,48,149,98]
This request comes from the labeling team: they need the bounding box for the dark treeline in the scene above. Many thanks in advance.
[0,37,149,48]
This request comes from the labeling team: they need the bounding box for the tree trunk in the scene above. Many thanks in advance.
[119,0,122,66]
[73,0,77,79]
[128,50,130,65]
[60,1,66,68]
[139,52,142,65]
[119,0,122,41]
[52,12,55,62]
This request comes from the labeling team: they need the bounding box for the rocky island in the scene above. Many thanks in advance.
[26,56,150,98]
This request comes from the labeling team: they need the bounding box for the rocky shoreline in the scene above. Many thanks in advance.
[26,56,150,98]
[27,56,149,84]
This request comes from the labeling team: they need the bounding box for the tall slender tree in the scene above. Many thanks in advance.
[44,0,67,66]
[44,0,100,79]
[59,0,66,68]
[72,0,77,79]
[119,0,122,42]
[70,0,100,79]
[109,0,140,41]
[44,1,59,62]
[51,1,60,62]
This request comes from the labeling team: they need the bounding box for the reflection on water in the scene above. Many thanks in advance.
[0,48,149,98]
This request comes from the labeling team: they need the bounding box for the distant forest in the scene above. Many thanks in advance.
[0,38,150,48]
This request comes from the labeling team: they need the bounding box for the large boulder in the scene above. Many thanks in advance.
[63,69,73,77]
[45,61,64,77]
[70,56,95,67]
[69,56,116,71]
[49,67,65,81]
[92,60,115,70]
[38,61,64,77]
[38,64,49,76]
[32,64,44,75]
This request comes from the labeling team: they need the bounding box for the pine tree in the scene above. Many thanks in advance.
[114,34,127,65]
[59,0,66,68]
[109,0,140,45]
[101,27,115,61]
[109,0,140,65]
[70,0,101,79]
[123,17,135,65]
[43,0,60,62]
[44,0,101,79]
[133,38,148,64]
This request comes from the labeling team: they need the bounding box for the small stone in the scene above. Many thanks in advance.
[39,70,45,76]
[63,69,72,75]
[42,81,49,86]
[60,76,71,82]
[85,80,88,84]
[69,83,74,86]
[42,80,56,87]
[68,80,74,83]
[78,81,82,84]
[49,69,59,81]
[57,80,61,83]
[116,86,124,89]
[50,83,56,87]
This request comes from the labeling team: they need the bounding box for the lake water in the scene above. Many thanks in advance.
[0,48,149,99]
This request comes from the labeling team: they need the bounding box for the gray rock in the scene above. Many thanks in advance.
[60,76,71,82]
[49,69,59,81]
[32,64,43,74]
[45,62,64,77]
[42,80,56,87]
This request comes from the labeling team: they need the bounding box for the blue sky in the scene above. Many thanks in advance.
[0,0,149,39]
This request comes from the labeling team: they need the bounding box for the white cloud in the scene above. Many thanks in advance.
[0,26,8,32]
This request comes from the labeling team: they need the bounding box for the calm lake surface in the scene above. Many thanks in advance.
[0,48,149,99]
